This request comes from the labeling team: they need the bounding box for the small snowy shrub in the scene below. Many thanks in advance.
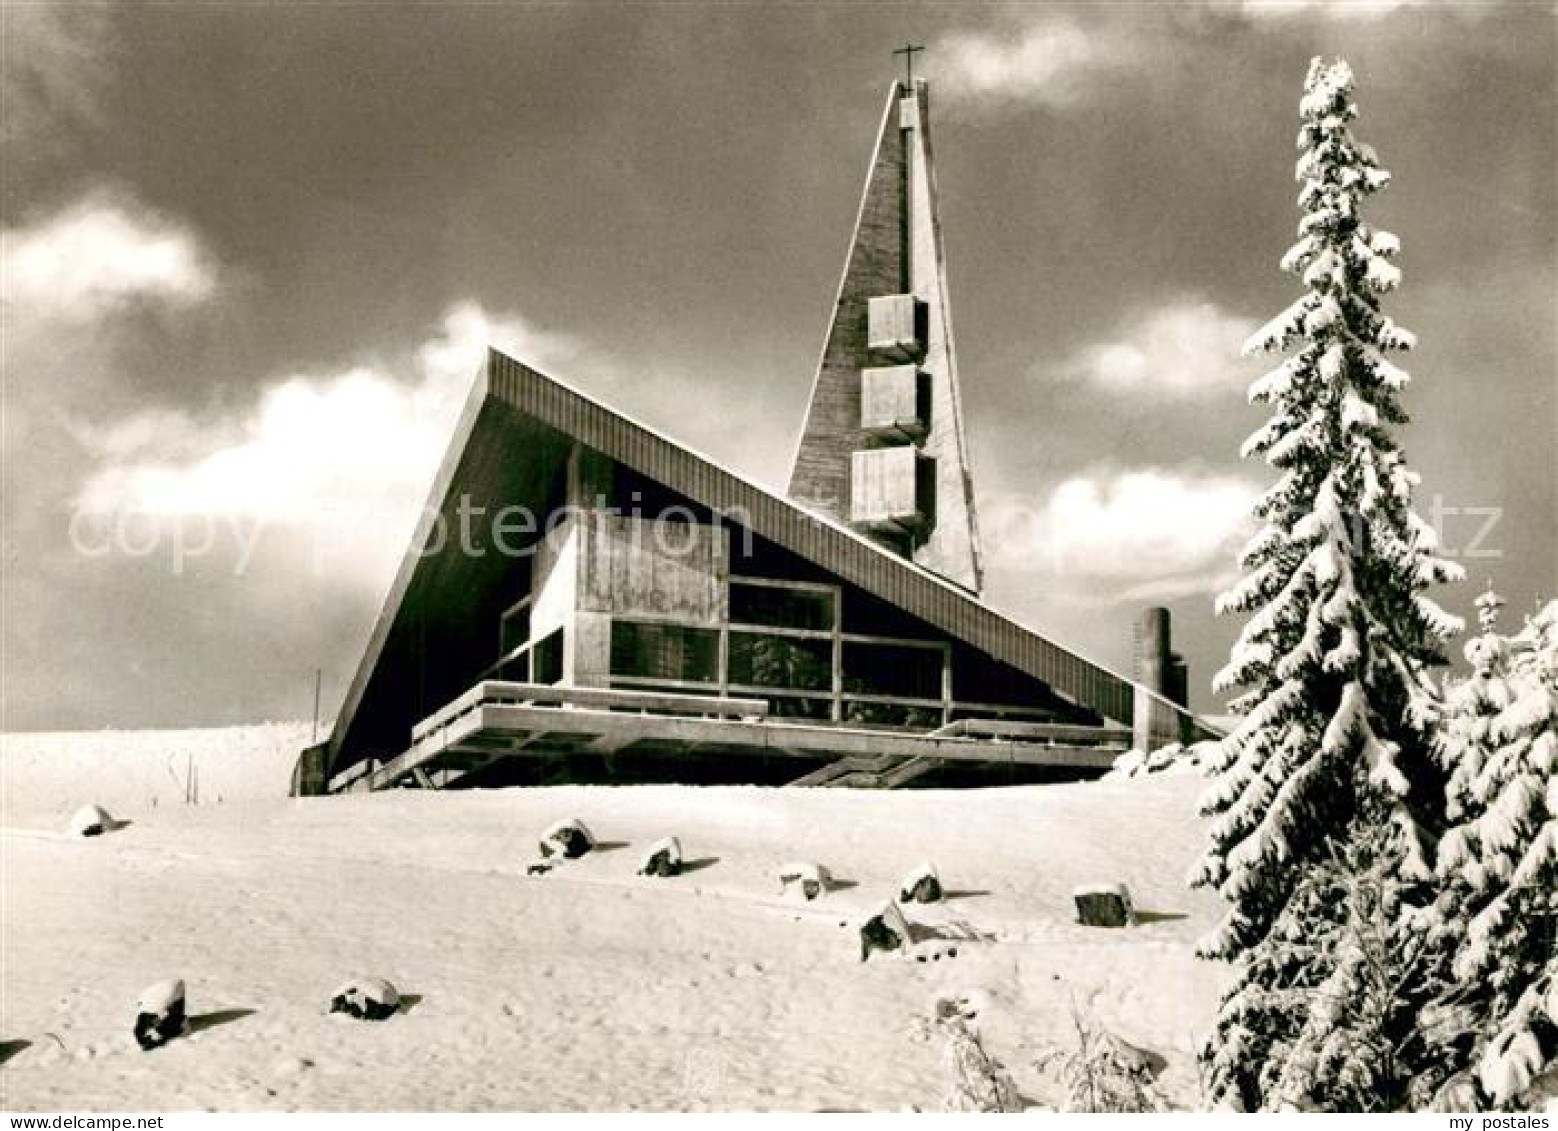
[1036,1004,1166,1113]
[942,1018,1023,1112]
[911,999,1021,1113]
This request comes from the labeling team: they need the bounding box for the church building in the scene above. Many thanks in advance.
[296,78,1211,795]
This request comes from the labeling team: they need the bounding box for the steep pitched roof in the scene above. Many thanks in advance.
[326,349,1200,773]
[788,79,982,593]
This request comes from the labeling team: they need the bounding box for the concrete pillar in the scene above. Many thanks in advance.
[290,741,331,797]
[1134,607,1192,750]
[1140,607,1172,699]
[569,611,611,689]
[1167,655,1189,710]
[1131,683,1153,753]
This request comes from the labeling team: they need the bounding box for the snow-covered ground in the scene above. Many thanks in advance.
[1,726,1225,1111]
[1,724,313,816]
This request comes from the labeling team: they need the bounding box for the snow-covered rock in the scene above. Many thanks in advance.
[539,818,595,860]
[329,977,400,1022]
[69,804,113,838]
[133,979,186,1050]
[859,901,911,962]
[1073,883,1135,928]
[899,862,942,904]
[638,836,683,878]
[778,860,831,901]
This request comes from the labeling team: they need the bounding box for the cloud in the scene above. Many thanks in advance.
[71,303,579,586]
[933,13,1139,112]
[0,3,113,146]
[1236,0,1493,25]
[1239,0,1425,20]
[1056,299,1257,399]
[2,195,215,323]
[985,468,1259,605]
[0,193,220,544]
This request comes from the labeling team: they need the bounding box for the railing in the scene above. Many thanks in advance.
[410,681,770,745]
[932,717,1131,746]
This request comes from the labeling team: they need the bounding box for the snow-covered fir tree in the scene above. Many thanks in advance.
[1428,594,1557,1108]
[1439,589,1516,823]
[1190,56,1464,1111]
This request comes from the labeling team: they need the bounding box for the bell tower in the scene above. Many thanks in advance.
[787,78,983,595]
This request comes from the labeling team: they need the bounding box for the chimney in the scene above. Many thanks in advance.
[1138,606,1189,709]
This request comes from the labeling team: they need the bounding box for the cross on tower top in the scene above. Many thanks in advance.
[892,43,924,92]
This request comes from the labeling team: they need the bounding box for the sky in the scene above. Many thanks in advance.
[2,1,1554,731]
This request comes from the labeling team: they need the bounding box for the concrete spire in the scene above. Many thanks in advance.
[787,79,983,595]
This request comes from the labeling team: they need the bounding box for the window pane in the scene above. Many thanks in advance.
[728,632,831,691]
[770,695,832,721]
[610,621,719,683]
[533,629,564,685]
[842,641,942,701]
[729,582,833,631]
[842,700,942,729]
